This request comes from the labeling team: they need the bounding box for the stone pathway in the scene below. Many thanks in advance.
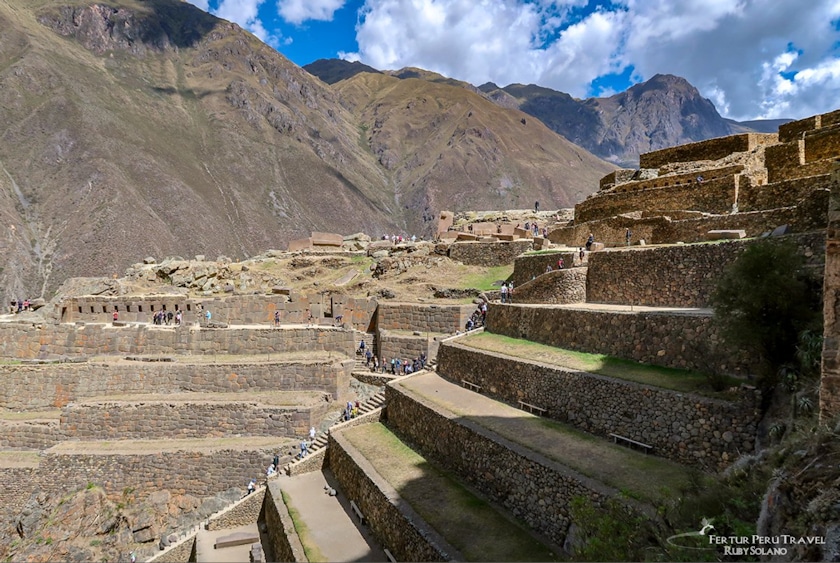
[275,469,388,562]
[194,522,259,563]
[507,301,713,315]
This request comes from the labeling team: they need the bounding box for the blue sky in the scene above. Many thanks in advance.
[186,0,840,121]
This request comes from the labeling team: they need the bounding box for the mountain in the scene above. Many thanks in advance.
[331,71,614,218]
[303,58,382,85]
[0,0,614,300]
[477,75,791,167]
[305,61,791,168]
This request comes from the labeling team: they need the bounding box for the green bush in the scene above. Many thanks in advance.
[710,239,821,388]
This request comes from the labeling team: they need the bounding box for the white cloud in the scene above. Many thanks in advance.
[277,0,347,24]
[190,0,283,47]
[346,0,840,120]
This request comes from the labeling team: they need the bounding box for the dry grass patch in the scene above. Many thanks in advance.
[343,423,560,562]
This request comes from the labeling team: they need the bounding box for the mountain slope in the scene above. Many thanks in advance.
[0,1,614,300]
[332,72,615,218]
[305,62,791,168]
[481,74,789,166]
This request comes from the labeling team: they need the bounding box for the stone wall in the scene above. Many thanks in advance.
[485,304,753,375]
[0,360,352,410]
[57,294,378,332]
[0,420,62,449]
[328,428,458,562]
[376,303,474,334]
[739,175,833,212]
[448,240,533,266]
[262,482,307,562]
[378,330,434,363]
[639,133,775,169]
[0,467,38,514]
[550,189,828,247]
[385,380,625,547]
[206,488,265,531]
[151,537,195,563]
[436,342,759,469]
[585,232,826,308]
[509,268,587,305]
[511,251,587,286]
[821,164,840,421]
[574,175,738,223]
[0,323,357,361]
[60,401,333,441]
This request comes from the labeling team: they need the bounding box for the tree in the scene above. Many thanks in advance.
[710,239,821,382]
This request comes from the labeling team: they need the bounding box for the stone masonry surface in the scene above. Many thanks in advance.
[0,324,357,360]
[509,268,587,305]
[262,482,307,563]
[376,303,473,334]
[585,232,825,308]
[821,164,840,421]
[328,428,457,562]
[448,240,533,266]
[385,380,620,548]
[0,360,351,410]
[59,401,334,441]
[378,330,437,363]
[511,251,587,287]
[485,303,754,375]
[437,341,759,470]
[205,488,265,531]
[639,133,776,169]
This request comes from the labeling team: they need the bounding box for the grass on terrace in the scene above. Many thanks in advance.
[457,265,513,291]
[343,422,560,562]
[460,332,742,398]
[397,374,700,504]
[281,489,328,562]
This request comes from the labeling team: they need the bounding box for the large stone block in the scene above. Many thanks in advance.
[437,211,454,235]
[311,232,343,247]
[287,238,312,252]
[706,230,746,240]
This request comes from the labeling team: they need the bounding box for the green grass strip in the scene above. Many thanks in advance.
[280,489,328,563]
[461,332,741,398]
[400,379,697,504]
[457,265,514,291]
[343,423,560,562]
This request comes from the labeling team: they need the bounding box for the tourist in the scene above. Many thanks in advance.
[205,309,211,324]
[273,453,280,469]
[534,201,540,212]
[274,310,280,327]
[300,439,309,457]
[625,228,632,246]
[309,426,316,441]
[358,338,366,355]
[113,309,119,324]
[166,311,173,325]
[266,464,276,476]
[558,258,564,269]
[546,264,553,273]
[579,247,585,261]
[500,282,508,304]
[334,314,343,326]
[585,233,594,251]
[175,311,182,326]
[365,348,373,366]
[508,282,514,303]
[247,478,256,495]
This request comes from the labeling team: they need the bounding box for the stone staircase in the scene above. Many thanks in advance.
[352,331,377,372]
[283,390,386,474]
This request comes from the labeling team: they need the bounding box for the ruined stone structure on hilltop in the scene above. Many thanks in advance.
[549,109,840,248]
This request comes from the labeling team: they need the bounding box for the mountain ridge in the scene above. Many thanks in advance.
[304,59,792,167]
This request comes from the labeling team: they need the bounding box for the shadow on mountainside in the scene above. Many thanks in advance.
[37,0,221,53]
